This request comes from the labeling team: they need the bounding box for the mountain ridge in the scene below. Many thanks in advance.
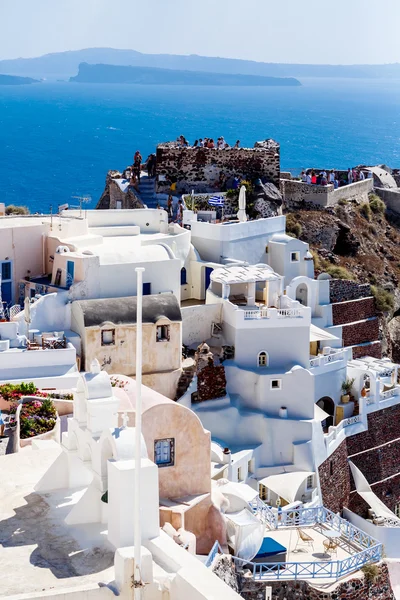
[1,47,399,80]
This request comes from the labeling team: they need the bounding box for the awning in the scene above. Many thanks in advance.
[349,461,400,522]
[310,324,339,343]
[314,403,330,422]
[225,509,265,561]
[259,471,314,504]
[217,481,259,503]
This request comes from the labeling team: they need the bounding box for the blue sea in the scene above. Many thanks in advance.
[0,78,399,213]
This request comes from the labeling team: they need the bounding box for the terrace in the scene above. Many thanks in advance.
[207,503,382,583]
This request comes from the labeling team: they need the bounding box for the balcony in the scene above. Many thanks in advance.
[243,307,304,320]
[207,503,382,583]
[309,349,347,369]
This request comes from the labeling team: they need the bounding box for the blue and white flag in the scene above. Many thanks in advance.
[208,195,224,207]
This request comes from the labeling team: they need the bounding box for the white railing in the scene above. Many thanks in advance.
[325,415,362,447]
[380,387,400,401]
[309,350,347,369]
[243,308,303,320]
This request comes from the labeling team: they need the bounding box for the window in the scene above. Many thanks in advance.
[271,379,282,390]
[180,267,187,285]
[306,475,314,490]
[291,251,300,262]
[259,484,268,502]
[143,282,151,295]
[237,467,243,482]
[1,261,12,281]
[156,325,170,342]
[248,459,255,475]
[101,329,115,346]
[395,504,400,518]
[258,351,268,367]
[54,268,62,286]
[154,438,174,467]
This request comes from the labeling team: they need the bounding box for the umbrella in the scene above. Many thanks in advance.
[24,296,31,330]
[237,185,247,222]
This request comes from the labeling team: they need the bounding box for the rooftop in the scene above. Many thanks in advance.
[211,264,277,285]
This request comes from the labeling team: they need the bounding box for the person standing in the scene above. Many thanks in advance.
[306,172,312,184]
[167,195,174,222]
[176,199,184,226]
[234,140,240,148]
[133,150,142,183]
[0,411,5,438]
[348,168,353,184]
[359,169,365,180]
[301,170,307,182]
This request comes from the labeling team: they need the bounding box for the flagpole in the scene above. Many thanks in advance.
[134,266,145,599]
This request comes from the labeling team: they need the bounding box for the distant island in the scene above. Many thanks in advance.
[0,47,399,81]
[0,74,39,85]
[70,62,301,87]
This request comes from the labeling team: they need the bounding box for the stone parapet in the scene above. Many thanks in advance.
[329,279,371,303]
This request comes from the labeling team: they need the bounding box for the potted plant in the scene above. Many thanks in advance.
[341,378,355,403]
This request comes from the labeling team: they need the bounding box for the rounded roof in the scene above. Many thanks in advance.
[111,426,148,460]
[211,264,277,285]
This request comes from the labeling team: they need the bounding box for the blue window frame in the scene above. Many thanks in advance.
[1,261,12,281]
[1,260,13,307]
[181,267,187,285]
[66,260,75,288]
[154,438,175,467]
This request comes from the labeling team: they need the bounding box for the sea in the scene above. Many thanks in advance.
[0,77,399,213]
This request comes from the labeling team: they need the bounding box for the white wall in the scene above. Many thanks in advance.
[268,237,314,286]
[343,508,400,559]
[181,304,222,346]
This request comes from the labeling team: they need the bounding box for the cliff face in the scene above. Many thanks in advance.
[286,198,400,360]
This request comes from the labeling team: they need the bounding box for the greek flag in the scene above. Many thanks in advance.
[208,195,224,207]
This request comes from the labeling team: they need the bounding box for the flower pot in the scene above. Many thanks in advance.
[361,387,367,398]
[341,394,350,404]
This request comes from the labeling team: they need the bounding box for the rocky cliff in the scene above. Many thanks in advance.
[285,193,400,360]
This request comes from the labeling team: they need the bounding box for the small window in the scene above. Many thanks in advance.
[54,268,62,287]
[271,379,282,390]
[395,504,400,518]
[237,467,243,482]
[259,484,268,502]
[156,325,170,342]
[180,267,187,285]
[248,459,255,475]
[258,351,268,367]
[154,438,174,467]
[1,261,12,281]
[306,475,313,490]
[101,329,115,346]
[291,251,300,262]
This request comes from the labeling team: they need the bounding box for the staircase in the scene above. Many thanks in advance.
[138,175,158,208]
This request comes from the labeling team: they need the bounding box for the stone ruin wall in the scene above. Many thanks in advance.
[329,280,371,303]
[155,140,280,194]
[239,563,394,600]
[319,404,400,519]
[281,178,373,209]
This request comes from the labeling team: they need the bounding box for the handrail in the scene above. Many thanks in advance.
[243,308,303,320]
[205,540,224,568]
[309,350,347,368]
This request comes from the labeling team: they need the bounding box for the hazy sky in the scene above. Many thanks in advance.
[1,0,400,64]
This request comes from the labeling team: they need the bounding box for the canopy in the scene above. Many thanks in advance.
[259,471,314,504]
[225,508,264,561]
[217,480,259,503]
[314,403,331,422]
[310,324,339,343]
[349,461,400,522]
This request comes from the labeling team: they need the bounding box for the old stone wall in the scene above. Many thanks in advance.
[96,174,144,210]
[352,341,382,359]
[156,140,280,194]
[350,438,400,486]
[375,187,400,216]
[329,279,371,303]
[196,364,227,401]
[347,404,400,455]
[341,317,380,347]
[281,178,372,209]
[239,563,394,599]
[318,439,351,513]
[332,297,376,326]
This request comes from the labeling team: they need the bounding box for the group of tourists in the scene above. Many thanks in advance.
[166,195,184,225]
[300,168,371,188]
[176,135,240,149]
[125,150,157,188]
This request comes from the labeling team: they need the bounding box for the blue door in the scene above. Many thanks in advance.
[143,282,151,295]
[205,267,213,292]
[1,282,12,306]
[1,261,13,307]
[66,261,75,288]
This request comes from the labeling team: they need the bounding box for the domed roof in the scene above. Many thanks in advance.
[111,426,148,461]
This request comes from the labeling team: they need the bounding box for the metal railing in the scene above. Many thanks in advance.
[309,350,347,369]
[205,540,224,568]
[232,543,382,581]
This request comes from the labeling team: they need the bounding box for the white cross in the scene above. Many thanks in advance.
[122,412,129,428]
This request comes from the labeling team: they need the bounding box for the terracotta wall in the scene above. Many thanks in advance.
[341,317,380,347]
[318,439,351,513]
[332,297,376,326]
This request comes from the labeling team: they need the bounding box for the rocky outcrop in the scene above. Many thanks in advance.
[96,171,144,210]
[253,181,283,218]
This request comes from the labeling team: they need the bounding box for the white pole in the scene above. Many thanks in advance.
[134,266,145,597]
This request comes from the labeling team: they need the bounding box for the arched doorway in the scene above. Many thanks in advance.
[317,396,335,431]
[296,283,308,306]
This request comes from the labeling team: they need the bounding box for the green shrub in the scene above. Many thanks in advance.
[5,205,29,215]
[361,563,379,584]
[369,196,386,215]
[338,198,348,206]
[359,202,372,221]
[371,285,394,312]
[286,214,302,238]
[325,266,354,280]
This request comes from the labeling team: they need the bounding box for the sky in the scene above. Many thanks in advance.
[1,0,400,65]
